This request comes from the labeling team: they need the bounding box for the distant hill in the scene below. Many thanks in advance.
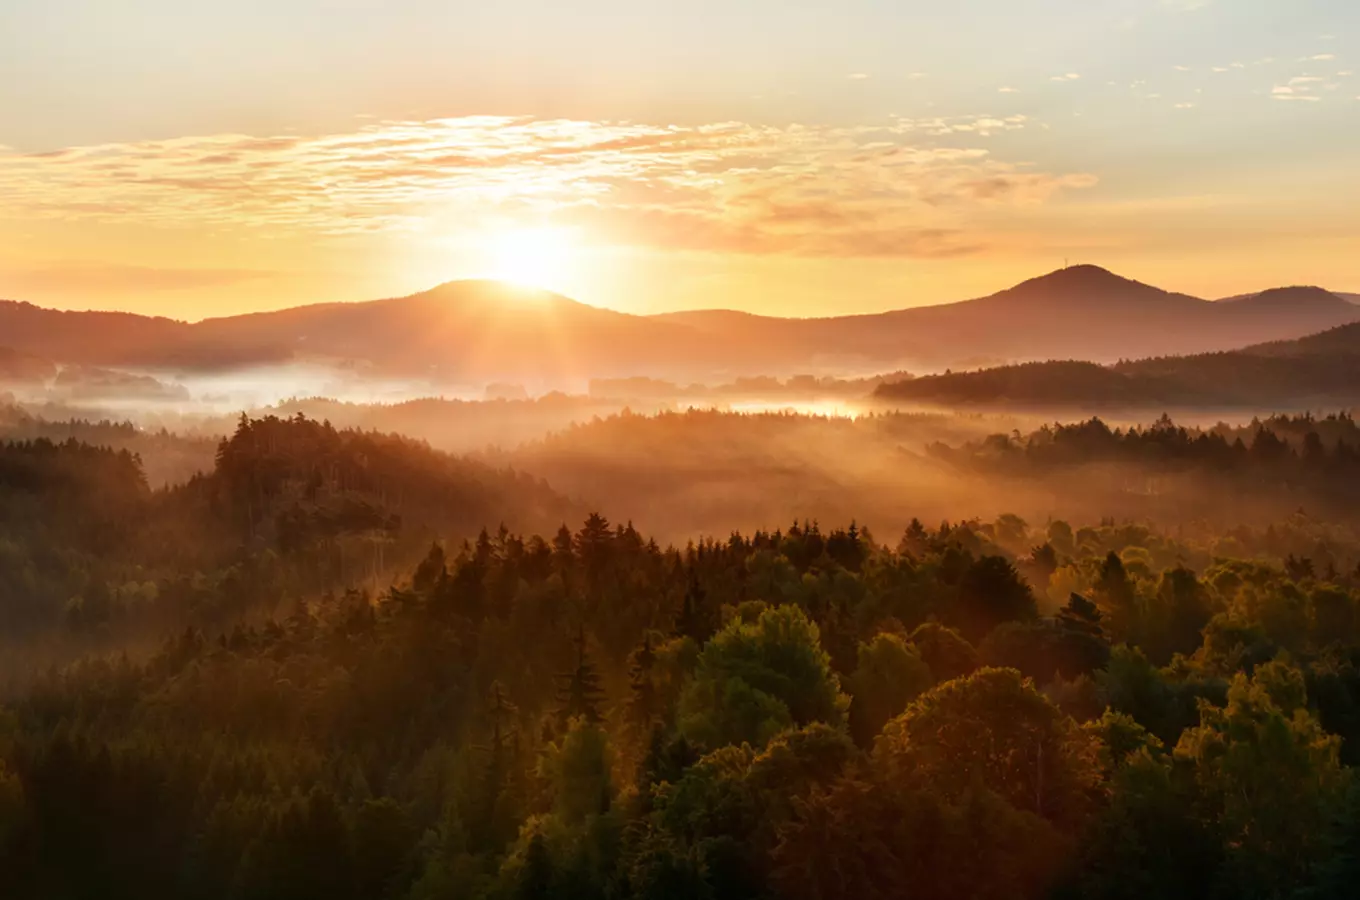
[875,320,1360,409]
[190,280,743,379]
[3,267,1358,380]
[657,266,1360,369]
[0,302,193,366]
[0,347,57,385]
[1217,286,1351,309]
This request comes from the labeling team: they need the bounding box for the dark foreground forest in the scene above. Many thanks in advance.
[4,416,1360,899]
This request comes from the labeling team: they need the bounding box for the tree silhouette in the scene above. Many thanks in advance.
[556,625,605,727]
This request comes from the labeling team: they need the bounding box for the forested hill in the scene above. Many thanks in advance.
[0,414,577,649]
[4,511,1360,898]
[875,321,1360,408]
[929,413,1360,520]
[0,405,218,486]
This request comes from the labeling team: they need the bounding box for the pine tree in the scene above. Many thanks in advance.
[412,542,446,594]
[673,566,709,644]
[1059,592,1103,636]
[552,524,574,565]
[627,634,659,730]
[475,682,521,852]
[516,831,554,900]
[556,626,605,727]
[484,681,519,787]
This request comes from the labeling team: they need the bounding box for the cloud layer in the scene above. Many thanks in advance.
[0,115,1096,260]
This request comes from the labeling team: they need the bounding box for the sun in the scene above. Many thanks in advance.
[485,225,575,290]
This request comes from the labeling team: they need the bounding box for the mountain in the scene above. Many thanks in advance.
[189,280,742,379]
[3,267,1358,381]
[656,266,1360,370]
[874,320,1360,409]
[0,282,741,380]
[1218,286,1347,307]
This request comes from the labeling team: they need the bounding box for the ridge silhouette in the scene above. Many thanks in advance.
[2,266,1357,377]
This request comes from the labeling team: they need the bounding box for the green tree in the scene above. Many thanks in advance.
[908,621,980,683]
[1093,551,1139,642]
[847,632,933,747]
[515,830,555,900]
[1176,660,1348,898]
[627,633,661,731]
[950,555,1037,643]
[874,667,1101,828]
[556,626,605,727]
[540,717,615,824]
[351,798,413,900]
[677,605,847,750]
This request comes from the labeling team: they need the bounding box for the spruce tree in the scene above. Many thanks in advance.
[556,626,605,727]
[627,634,659,730]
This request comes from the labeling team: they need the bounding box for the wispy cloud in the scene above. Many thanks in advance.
[0,262,275,294]
[0,115,1097,260]
[1272,85,1322,102]
[848,73,870,80]
[998,86,1020,93]
[1050,73,1082,82]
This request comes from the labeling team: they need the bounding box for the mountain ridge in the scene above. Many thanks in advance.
[874,318,1360,409]
[3,266,1358,379]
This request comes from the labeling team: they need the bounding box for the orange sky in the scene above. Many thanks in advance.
[1,2,1357,319]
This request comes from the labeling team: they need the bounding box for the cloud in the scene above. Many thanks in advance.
[1162,0,1212,10]
[1274,75,1328,101]
[998,86,1019,93]
[1272,85,1322,102]
[1174,103,1196,109]
[848,73,870,80]
[0,262,275,293]
[1304,54,1336,61]
[0,115,1097,260]
[1050,73,1081,82]
[1173,65,1192,72]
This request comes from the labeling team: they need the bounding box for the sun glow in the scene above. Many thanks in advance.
[484,226,576,291]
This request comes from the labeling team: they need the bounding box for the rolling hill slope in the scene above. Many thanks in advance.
[875,320,1360,409]
[3,267,1357,380]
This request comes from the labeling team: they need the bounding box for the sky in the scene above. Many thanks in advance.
[0,0,1356,319]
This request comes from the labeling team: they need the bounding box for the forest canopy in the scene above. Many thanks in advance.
[3,413,1360,899]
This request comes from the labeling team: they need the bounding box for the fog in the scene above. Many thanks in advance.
[6,359,1356,541]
